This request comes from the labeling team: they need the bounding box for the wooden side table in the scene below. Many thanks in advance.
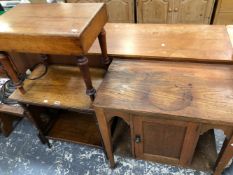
[0,3,110,147]
[0,3,110,100]
[93,59,233,175]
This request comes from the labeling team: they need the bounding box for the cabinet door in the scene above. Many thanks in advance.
[219,0,233,12]
[214,0,233,25]
[133,115,199,165]
[137,0,173,23]
[175,0,215,24]
[102,0,134,23]
[215,12,233,24]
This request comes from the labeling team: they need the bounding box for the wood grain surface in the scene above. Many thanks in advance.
[0,3,107,55]
[89,23,233,62]
[94,59,233,126]
[10,65,105,110]
[0,104,24,116]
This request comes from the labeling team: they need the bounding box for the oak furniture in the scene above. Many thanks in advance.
[137,0,215,24]
[0,3,110,147]
[214,0,233,24]
[89,23,233,62]
[9,23,233,75]
[65,0,135,23]
[94,59,233,175]
[65,0,215,24]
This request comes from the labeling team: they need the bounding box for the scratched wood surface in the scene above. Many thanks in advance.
[89,23,233,62]
[0,3,107,55]
[10,65,105,110]
[94,59,233,126]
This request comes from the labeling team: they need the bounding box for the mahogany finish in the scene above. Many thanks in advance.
[90,23,233,62]
[77,56,96,101]
[0,3,108,55]
[94,59,233,175]
[9,23,233,76]
[98,29,111,67]
[0,3,109,150]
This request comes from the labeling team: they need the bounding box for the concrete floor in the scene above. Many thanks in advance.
[0,118,232,175]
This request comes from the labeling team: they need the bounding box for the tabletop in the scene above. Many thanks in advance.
[90,23,233,63]
[0,3,107,55]
[94,59,233,126]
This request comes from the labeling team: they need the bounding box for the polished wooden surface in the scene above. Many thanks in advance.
[94,59,233,126]
[10,65,105,110]
[8,23,233,76]
[0,3,107,55]
[89,23,233,62]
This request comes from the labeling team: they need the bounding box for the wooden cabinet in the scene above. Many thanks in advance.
[137,0,172,23]
[137,0,215,24]
[133,115,199,165]
[175,0,215,24]
[65,0,215,24]
[66,0,134,23]
[102,0,134,23]
[214,0,233,24]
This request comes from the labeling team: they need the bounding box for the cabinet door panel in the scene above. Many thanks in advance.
[143,121,186,158]
[137,0,173,23]
[102,0,134,23]
[176,0,215,24]
[220,0,233,12]
[215,12,233,24]
[133,116,199,165]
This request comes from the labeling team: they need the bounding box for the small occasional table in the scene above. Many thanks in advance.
[94,59,233,175]
[0,3,110,147]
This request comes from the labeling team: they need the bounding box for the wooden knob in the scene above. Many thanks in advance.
[168,8,172,12]
[174,8,178,12]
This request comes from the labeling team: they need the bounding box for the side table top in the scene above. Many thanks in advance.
[0,3,107,55]
[89,23,233,63]
[94,59,233,126]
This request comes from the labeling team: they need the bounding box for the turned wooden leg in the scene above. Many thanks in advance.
[77,56,96,101]
[98,28,111,68]
[94,107,115,168]
[214,135,233,175]
[0,52,25,94]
